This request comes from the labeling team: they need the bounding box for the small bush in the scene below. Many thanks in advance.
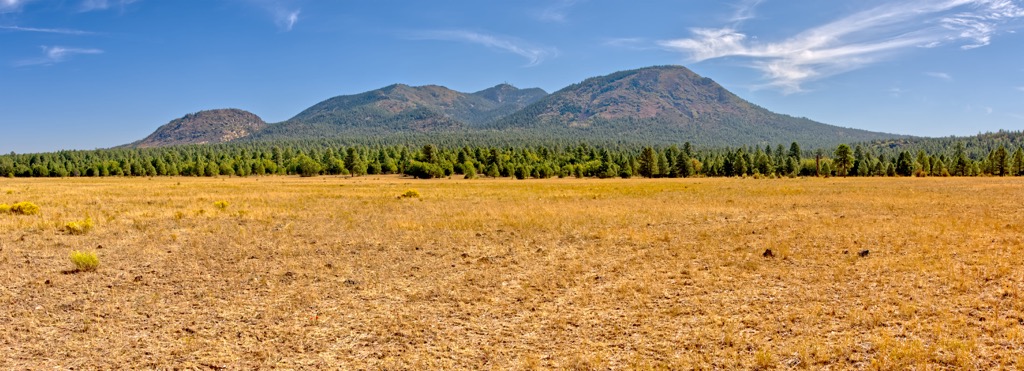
[399,189,421,199]
[64,217,95,235]
[213,200,229,209]
[69,251,99,272]
[8,201,40,215]
[0,204,9,213]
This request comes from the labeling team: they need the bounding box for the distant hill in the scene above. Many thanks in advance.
[131,109,266,148]
[253,83,548,140]
[129,65,905,148]
[488,66,900,146]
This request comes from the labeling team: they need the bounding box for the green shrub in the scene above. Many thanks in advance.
[399,189,421,199]
[64,217,95,235]
[213,200,229,209]
[69,251,99,272]
[9,201,39,215]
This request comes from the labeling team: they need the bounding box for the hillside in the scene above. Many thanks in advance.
[488,66,901,147]
[132,109,266,148]
[253,84,548,140]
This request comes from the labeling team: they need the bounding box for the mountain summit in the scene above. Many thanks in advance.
[489,66,890,146]
[133,109,266,148]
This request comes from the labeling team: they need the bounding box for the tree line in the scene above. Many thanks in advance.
[2,136,1023,179]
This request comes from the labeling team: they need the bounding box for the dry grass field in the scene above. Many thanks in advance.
[1,175,1023,369]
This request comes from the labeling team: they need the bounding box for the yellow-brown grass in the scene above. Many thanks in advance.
[0,176,1022,368]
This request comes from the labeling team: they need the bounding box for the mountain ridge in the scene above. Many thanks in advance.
[127,66,906,148]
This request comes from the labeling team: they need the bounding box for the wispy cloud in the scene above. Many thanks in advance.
[16,45,103,66]
[0,25,93,35]
[79,0,138,12]
[966,104,995,114]
[278,9,299,31]
[729,0,764,24]
[241,0,301,31]
[537,0,582,23]
[0,0,32,13]
[410,30,557,67]
[604,37,655,50]
[658,0,1024,93]
[925,71,953,80]
[1016,86,1024,92]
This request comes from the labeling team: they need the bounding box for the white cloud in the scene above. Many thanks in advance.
[537,0,582,23]
[411,30,557,67]
[925,71,953,80]
[79,0,138,12]
[729,0,764,24]
[0,0,32,13]
[16,45,103,66]
[0,25,93,35]
[966,104,995,114]
[240,0,301,31]
[278,9,299,31]
[659,0,1024,92]
[603,37,656,50]
[1016,86,1024,92]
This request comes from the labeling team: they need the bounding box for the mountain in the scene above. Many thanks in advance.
[132,109,266,148]
[253,83,548,140]
[489,66,900,146]
[129,65,904,148]
[470,83,549,121]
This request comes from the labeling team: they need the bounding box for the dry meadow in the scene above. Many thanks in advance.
[1,176,1023,369]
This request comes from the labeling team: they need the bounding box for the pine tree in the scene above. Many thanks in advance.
[833,144,853,177]
[638,147,658,178]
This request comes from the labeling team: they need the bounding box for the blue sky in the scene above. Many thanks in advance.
[2,0,1023,153]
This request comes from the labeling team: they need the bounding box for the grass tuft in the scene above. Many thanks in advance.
[4,201,40,215]
[213,200,230,209]
[399,189,421,199]
[69,250,99,272]
[64,217,95,235]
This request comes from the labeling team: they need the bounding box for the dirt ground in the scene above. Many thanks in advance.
[1,176,1022,369]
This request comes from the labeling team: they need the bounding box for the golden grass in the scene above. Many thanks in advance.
[68,250,99,272]
[63,217,95,235]
[0,175,1022,368]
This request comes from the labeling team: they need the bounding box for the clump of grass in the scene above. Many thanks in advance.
[399,189,421,199]
[213,200,230,209]
[2,201,40,215]
[69,251,99,272]
[64,217,95,235]
[754,349,775,369]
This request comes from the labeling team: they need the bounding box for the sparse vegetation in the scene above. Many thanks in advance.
[213,200,229,209]
[3,201,40,215]
[398,189,420,199]
[63,217,95,235]
[2,176,1023,369]
[69,250,99,272]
